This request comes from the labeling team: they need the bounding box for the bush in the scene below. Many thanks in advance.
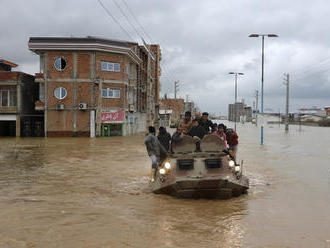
[318,119,330,127]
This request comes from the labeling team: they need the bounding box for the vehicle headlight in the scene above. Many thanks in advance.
[159,168,166,175]
[234,165,240,172]
[164,162,171,169]
[229,160,235,167]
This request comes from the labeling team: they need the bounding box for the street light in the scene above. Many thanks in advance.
[249,33,278,145]
[229,72,244,131]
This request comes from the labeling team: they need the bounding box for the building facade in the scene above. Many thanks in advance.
[28,37,161,137]
[0,59,42,137]
[160,98,185,121]
[228,102,252,122]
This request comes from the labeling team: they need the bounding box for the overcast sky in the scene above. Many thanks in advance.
[1,0,330,114]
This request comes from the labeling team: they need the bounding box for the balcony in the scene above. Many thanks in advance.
[35,101,45,111]
[35,73,44,83]
[0,106,18,113]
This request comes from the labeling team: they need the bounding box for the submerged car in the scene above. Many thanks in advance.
[151,134,249,199]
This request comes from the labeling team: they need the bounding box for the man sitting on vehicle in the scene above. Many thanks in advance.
[171,127,184,144]
[178,111,193,135]
[195,111,202,124]
[145,126,168,182]
[188,119,206,152]
[188,119,206,140]
[199,112,214,133]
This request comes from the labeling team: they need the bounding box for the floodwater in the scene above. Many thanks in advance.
[0,123,329,248]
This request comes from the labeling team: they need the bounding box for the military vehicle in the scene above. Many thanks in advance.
[151,134,249,199]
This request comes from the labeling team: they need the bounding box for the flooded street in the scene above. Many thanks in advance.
[0,123,330,248]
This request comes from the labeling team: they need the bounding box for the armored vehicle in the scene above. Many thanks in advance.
[151,135,249,199]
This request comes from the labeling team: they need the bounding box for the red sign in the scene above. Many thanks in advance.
[101,110,125,123]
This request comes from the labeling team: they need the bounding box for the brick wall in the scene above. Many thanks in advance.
[0,71,20,81]
[77,53,91,78]
[47,82,74,108]
[47,52,73,79]
[96,52,127,81]
[101,83,126,108]
[42,49,133,136]
[160,98,184,120]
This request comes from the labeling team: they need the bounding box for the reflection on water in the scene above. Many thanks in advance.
[0,123,330,247]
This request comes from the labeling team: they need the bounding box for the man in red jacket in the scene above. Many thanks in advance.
[226,128,239,158]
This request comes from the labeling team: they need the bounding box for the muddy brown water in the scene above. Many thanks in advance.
[0,122,329,248]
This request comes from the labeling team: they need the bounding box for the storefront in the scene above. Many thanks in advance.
[101,110,125,137]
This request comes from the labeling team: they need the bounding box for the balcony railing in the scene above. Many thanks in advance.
[35,73,44,83]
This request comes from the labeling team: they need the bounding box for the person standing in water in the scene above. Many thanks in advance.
[144,126,167,182]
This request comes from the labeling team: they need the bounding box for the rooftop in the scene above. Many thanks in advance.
[28,36,142,64]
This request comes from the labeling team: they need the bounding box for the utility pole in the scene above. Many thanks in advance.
[228,72,244,131]
[284,73,290,131]
[255,90,259,126]
[249,33,278,145]
[174,81,179,120]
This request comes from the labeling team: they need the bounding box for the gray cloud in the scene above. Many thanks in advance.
[1,0,330,114]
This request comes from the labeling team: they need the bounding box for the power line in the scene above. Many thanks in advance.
[99,0,179,91]
[121,0,153,42]
[291,56,330,76]
[111,0,142,39]
[97,0,134,41]
[119,0,178,85]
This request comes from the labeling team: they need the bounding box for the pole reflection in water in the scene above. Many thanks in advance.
[0,122,329,247]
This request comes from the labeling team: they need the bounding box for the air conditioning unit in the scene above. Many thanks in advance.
[57,104,64,110]
[78,103,87,110]
[129,104,135,112]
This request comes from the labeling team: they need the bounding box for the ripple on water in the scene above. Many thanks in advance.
[115,176,151,195]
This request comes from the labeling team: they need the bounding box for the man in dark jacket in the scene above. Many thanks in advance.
[157,126,171,151]
[188,119,206,140]
[199,112,213,134]
[188,119,206,152]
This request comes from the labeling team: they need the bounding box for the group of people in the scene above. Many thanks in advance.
[144,111,239,182]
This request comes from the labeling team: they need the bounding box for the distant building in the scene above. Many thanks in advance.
[160,98,184,121]
[323,106,330,116]
[298,107,326,117]
[28,36,161,137]
[0,59,43,137]
[159,109,172,127]
[228,102,252,122]
[184,101,195,116]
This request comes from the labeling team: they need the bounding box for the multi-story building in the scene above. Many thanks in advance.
[160,98,185,121]
[325,106,330,117]
[28,36,161,137]
[184,101,195,116]
[228,102,252,122]
[0,59,42,136]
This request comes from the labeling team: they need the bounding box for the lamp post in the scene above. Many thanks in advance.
[249,33,278,145]
[229,72,244,131]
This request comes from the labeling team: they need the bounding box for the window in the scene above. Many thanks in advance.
[101,62,107,71]
[54,87,67,100]
[102,88,120,99]
[54,57,67,71]
[0,90,17,107]
[101,61,120,72]
[114,63,120,72]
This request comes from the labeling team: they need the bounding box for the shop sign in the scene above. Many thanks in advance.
[101,110,124,123]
